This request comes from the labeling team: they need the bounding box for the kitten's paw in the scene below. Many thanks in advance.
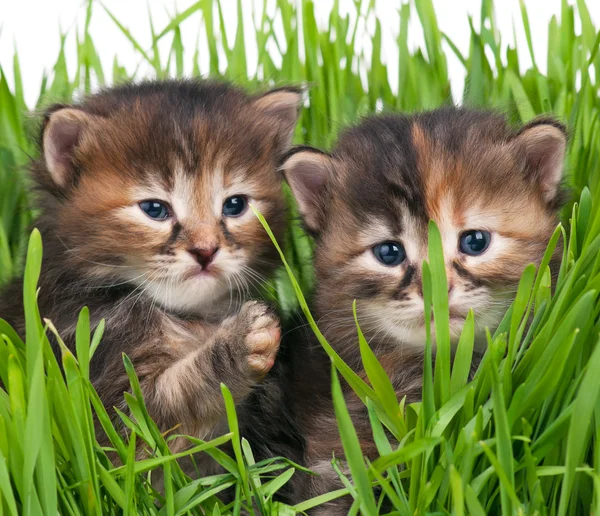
[238,301,281,377]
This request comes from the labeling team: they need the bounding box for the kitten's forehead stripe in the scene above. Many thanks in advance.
[330,114,428,225]
[172,125,198,173]
[411,121,465,230]
[411,121,441,222]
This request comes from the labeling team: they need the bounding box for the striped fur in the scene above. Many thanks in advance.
[0,79,300,445]
[272,108,567,509]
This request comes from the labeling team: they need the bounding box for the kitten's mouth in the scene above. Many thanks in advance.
[427,309,468,325]
[183,265,219,280]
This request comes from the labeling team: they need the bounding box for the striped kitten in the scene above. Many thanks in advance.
[276,108,567,511]
[0,80,301,443]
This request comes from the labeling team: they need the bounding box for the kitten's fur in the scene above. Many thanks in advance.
[259,107,567,511]
[0,80,301,443]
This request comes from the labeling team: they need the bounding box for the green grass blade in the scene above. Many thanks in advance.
[331,364,377,515]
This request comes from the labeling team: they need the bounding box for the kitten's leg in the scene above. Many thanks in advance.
[100,301,280,439]
[158,301,280,435]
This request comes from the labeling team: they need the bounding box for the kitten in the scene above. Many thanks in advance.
[273,107,567,511]
[0,79,301,444]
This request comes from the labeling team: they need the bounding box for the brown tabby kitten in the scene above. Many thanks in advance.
[0,80,301,443]
[274,108,567,511]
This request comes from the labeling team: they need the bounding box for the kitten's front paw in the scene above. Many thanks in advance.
[238,301,281,378]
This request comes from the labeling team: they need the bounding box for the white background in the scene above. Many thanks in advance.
[1,0,599,106]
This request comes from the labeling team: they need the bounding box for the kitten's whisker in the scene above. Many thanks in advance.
[224,275,235,313]
[240,265,270,283]
[281,322,315,339]
[146,275,167,327]
[239,275,253,301]
[240,267,275,293]
[86,271,152,290]
[121,271,156,302]
[229,272,246,310]
[124,270,161,319]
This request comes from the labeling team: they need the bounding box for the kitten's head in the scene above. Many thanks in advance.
[283,109,566,350]
[37,80,301,314]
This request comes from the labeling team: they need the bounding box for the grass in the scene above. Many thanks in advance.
[1,0,600,513]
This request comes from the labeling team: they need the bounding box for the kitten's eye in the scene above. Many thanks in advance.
[459,230,491,256]
[372,241,406,266]
[222,195,248,217]
[139,200,171,221]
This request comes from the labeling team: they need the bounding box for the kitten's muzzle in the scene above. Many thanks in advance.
[189,246,219,269]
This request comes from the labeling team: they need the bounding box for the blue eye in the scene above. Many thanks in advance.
[373,241,406,266]
[459,230,491,256]
[222,195,248,217]
[139,200,170,220]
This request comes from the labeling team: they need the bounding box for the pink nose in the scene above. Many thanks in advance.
[189,247,219,269]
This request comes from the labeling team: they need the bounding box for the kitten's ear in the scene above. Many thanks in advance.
[514,119,567,203]
[42,107,95,187]
[281,147,334,233]
[251,87,303,148]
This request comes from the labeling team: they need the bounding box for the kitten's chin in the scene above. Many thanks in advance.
[387,317,493,351]
[370,314,480,351]
[383,322,462,350]
[140,275,233,316]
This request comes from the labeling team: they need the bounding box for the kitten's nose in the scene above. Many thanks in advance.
[189,247,219,269]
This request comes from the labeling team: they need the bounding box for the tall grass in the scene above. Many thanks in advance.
[1,0,600,514]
